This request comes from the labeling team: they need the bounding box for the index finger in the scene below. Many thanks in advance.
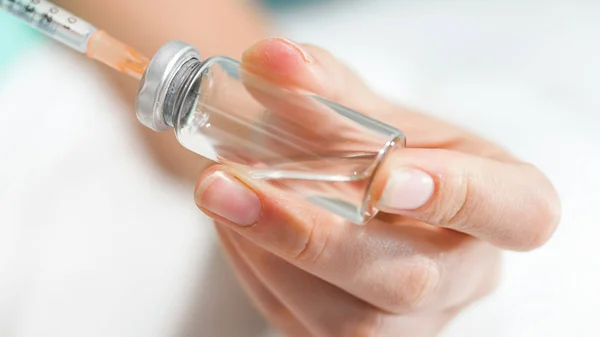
[239,38,390,155]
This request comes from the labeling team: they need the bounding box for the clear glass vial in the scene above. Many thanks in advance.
[136,41,405,225]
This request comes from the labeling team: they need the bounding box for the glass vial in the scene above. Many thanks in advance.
[136,41,405,225]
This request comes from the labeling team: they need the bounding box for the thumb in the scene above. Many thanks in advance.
[371,148,561,251]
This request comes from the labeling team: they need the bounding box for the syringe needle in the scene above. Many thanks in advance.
[0,0,148,80]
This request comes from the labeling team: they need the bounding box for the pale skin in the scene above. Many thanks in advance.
[56,2,561,336]
[193,39,561,336]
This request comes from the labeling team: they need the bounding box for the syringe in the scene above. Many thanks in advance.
[0,0,149,80]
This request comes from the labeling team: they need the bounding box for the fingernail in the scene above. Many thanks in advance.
[195,172,261,226]
[275,37,314,64]
[243,38,314,68]
[379,168,435,211]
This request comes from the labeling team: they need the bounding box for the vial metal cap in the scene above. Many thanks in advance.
[136,41,200,132]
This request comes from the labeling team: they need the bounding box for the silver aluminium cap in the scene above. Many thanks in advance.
[136,41,200,132]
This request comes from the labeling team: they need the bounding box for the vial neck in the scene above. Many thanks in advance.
[163,59,203,128]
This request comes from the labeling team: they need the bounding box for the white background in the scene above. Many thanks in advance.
[1,0,599,336]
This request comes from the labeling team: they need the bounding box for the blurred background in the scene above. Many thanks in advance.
[1,0,599,336]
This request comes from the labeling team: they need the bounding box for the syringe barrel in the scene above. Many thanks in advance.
[0,0,96,53]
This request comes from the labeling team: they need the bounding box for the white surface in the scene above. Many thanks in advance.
[1,0,599,336]
[0,46,266,337]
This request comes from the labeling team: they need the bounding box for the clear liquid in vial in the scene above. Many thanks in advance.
[247,152,380,224]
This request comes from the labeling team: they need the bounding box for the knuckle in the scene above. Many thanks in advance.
[387,258,440,313]
[290,211,333,265]
[430,168,473,229]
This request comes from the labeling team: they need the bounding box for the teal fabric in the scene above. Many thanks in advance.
[262,0,332,10]
[0,10,41,72]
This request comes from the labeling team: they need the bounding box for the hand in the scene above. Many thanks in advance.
[193,38,561,337]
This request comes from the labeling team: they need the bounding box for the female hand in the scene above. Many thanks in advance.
[193,38,561,337]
